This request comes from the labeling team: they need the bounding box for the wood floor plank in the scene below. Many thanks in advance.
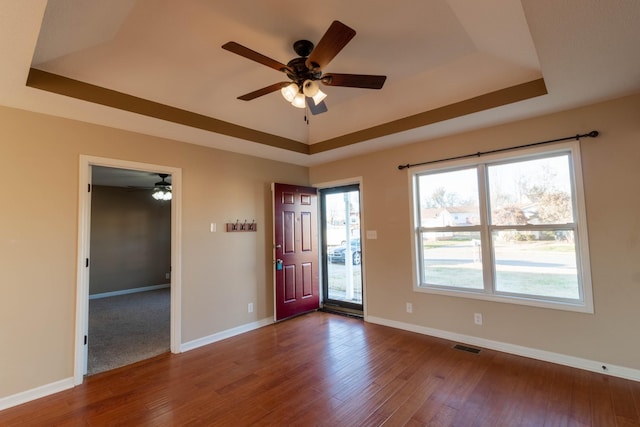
[565,368,592,426]
[279,396,345,426]
[381,374,443,427]
[590,373,618,426]
[610,375,640,424]
[412,350,488,424]
[362,363,442,426]
[334,377,408,426]
[633,381,640,423]
[498,355,551,426]
[1,312,639,426]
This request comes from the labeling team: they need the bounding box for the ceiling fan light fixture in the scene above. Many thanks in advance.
[311,88,327,105]
[152,174,172,201]
[303,79,327,105]
[291,92,306,108]
[281,83,299,102]
[302,79,319,97]
[152,187,172,201]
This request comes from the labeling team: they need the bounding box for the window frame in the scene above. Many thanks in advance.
[409,141,593,313]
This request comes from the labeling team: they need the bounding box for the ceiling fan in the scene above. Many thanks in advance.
[151,173,172,201]
[222,20,387,115]
[127,173,172,201]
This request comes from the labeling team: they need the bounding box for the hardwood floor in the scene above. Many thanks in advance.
[1,312,639,426]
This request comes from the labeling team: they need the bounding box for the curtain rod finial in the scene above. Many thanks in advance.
[588,130,599,138]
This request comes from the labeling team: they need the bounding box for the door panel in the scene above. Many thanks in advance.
[284,265,296,302]
[301,212,312,251]
[273,183,319,321]
[302,263,313,297]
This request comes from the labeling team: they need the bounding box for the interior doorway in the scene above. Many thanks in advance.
[75,156,182,384]
[87,166,172,375]
[321,184,363,315]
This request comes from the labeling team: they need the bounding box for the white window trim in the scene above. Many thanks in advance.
[408,141,594,313]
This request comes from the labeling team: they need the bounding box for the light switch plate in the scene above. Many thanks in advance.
[366,230,377,239]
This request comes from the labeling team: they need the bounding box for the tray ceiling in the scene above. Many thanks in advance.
[1,1,639,166]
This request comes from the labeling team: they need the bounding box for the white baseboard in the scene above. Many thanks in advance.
[89,283,170,300]
[0,377,74,411]
[180,317,274,352]
[366,315,640,383]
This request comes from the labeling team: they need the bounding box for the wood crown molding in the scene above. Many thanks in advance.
[26,68,546,156]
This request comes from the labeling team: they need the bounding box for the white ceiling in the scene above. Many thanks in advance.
[1,1,640,168]
[92,166,169,188]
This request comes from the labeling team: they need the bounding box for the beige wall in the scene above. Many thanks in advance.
[0,106,308,398]
[89,185,171,295]
[2,93,639,401]
[310,93,640,371]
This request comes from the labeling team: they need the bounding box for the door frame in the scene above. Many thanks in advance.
[312,177,367,318]
[74,155,182,385]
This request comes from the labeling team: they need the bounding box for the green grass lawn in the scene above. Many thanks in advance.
[425,239,575,251]
[424,265,579,299]
[495,270,578,298]
[422,238,579,298]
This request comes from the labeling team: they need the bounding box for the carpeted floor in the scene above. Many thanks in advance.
[88,288,170,375]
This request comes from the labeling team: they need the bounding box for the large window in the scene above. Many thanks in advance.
[410,141,593,312]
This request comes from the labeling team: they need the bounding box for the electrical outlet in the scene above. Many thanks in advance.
[248,302,254,313]
[406,302,413,313]
[165,273,170,280]
[474,313,483,325]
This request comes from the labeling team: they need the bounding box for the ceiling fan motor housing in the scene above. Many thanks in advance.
[286,40,323,85]
[293,39,314,57]
[154,173,170,187]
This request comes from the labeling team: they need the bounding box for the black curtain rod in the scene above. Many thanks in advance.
[397,130,599,170]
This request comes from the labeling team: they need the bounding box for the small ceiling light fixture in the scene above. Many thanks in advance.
[291,92,306,108]
[280,82,298,103]
[152,173,172,201]
[280,79,328,109]
[302,79,327,105]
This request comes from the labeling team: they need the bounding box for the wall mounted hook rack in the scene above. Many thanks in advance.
[226,219,257,232]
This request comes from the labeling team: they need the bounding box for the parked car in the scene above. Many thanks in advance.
[328,239,361,265]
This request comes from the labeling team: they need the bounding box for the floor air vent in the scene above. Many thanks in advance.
[453,344,481,354]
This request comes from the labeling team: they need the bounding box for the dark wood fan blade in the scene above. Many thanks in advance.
[306,21,356,71]
[306,97,328,115]
[222,42,291,73]
[238,82,289,101]
[322,73,387,89]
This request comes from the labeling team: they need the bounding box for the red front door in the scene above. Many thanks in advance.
[273,183,319,321]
